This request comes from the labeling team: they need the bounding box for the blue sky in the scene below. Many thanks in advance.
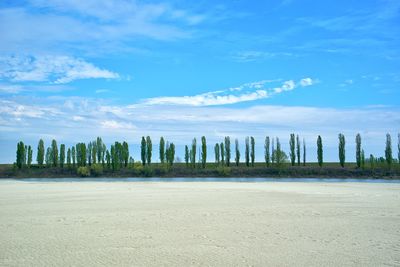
[0,0,399,163]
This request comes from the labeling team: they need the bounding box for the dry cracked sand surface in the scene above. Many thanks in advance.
[0,180,399,266]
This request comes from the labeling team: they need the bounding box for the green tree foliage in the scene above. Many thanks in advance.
[369,154,374,170]
[37,139,45,167]
[27,145,32,168]
[87,142,93,166]
[214,143,220,165]
[275,138,282,166]
[96,137,104,164]
[317,135,323,167]
[245,137,250,167]
[250,136,255,167]
[220,142,225,166]
[224,136,231,167]
[296,135,300,166]
[92,141,97,165]
[51,139,58,167]
[111,144,116,171]
[303,138,306,166]
[16,141,25,169]
[398,133,400,165]
[264,136,270,167]
[385,133,392,168]
[159,137,165,164]
[45,147,51,167]
[361,149,365,169]
[201,136,207,168]
[71,146,76,167]
[185,145,189,166]
[355,133,361,168]
[273,139,288,166]
[271,138,275,164]
[289,133,295,166]
[141,136,146,165]
[166,142,175,166]
[235,139,240,167]
[146,136,152,165]
[67,148,71,168]
[106,150,111,169]
[60,144,65,168]
[122,141,129,167]
[338,133,345,168]
[191,138,197,168]
[76,143,87,167]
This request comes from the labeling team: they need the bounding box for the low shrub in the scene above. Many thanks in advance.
[77,166,90,177]
[91,164,103,177]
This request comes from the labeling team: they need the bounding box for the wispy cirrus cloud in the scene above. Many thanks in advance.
[139,78,316,106]
[0,55,119,84]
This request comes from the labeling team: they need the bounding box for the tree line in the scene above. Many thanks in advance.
[15,133,400,170]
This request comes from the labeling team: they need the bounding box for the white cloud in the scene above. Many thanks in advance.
[0,55,119,84]
[140,78,315,106]
[300,77,314,86]
[232,51,293,62]
[101,120,136,130]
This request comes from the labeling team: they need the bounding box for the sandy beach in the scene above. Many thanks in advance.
[0,180,399,266]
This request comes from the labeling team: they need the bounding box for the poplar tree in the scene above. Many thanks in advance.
[16,141,25,169]
[271,138,275,164]
[37,139,45,167]
[264,136,270,167]
[87,142,92,166]
[201,136,207,168]
[146,136,152,165]
[224,136,231,167]
[106,150,111,169]
[185,145,189,166]
[214,143,220,165]
[275,138,282,166]
[159,137,165,164]
[96,137,103,163]
[303,138,306,166]
[355,133,361,168]
[191,138,197,168]
[27,145,32,168]
[51,139,58,167]
[60,144,65,168]
[338,133,345,168]
[235,139,240,166]
[45,147,51,167]
[92,141,97,164]
[317,135,323,167]
[71,146,76,167]
[141,137,146,165]
[385,133,392,168]
[296,135,300,166]
[289,133,295,166]
[245,137,250,167]
[166,143,175,166]
[67,148,71,168]
[250,136,255,167]
[397,133,400,165]
[123,141,129,167]
[220,142,225,165]
[361,149,365,169]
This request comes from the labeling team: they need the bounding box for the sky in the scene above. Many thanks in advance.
[0,0,399,163]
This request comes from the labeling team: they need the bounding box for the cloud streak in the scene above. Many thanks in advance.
[139,78,315,106]
[0,55,119,84]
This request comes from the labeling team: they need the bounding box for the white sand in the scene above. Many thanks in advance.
[0,180,399,266]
